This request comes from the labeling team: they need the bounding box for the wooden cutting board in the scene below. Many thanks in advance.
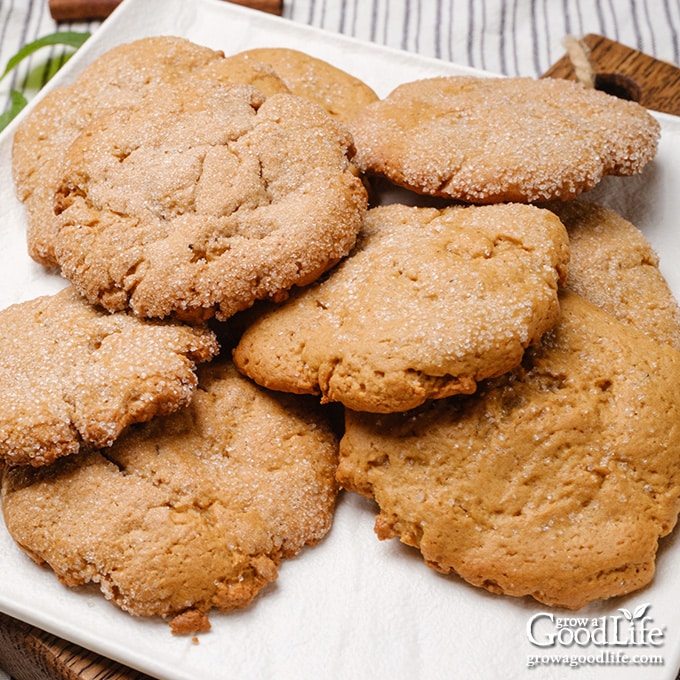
[1,32,679,680]
[543,33,680,116]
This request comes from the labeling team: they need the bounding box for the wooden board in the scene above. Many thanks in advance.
[1,32,679,680]
[543,33,680,116]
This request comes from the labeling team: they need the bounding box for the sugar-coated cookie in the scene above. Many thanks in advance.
[348,76,660,203]
[2,358,339,633]
[53,80,366,321]
[233,202,568,412]
[239,47,378,123]
[549,199,680,351]
[204,51,292,97]
[0,286,218,467]
[12,36,291,267]
[337,291,680,609]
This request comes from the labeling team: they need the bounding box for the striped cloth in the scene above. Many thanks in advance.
[0,3,99,116]
[287,0,680,77]
[1,0,679,116]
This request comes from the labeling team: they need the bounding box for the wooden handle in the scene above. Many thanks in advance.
[49,0,283,21]
[543,33,680,116]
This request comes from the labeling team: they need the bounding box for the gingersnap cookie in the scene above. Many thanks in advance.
[548,199,680,352]
[2,358,338,634]
[233,202,568,413]
[52,77,366,322]
[239,47,378,123]
[201,51,291,97]
[337,291,680,609]
[348,76,660,204]
[0,285,218,467]
[12,36,291,267]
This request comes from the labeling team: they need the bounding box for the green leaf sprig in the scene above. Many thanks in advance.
[0,31,90,133]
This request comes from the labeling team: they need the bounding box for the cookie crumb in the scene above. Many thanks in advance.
[169,610,211,636]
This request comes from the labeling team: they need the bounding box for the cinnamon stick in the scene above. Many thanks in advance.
[49,0,283,21]
[228,0,283,15]
[49,0,120,20]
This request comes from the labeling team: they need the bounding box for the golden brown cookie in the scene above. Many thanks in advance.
[233,202,568,413]
[204,51,291,97]
[337,291,680,609]
[548,199,680,351]
[0,286,218,467]
[348,76,660,203]
[53,79,366,322]
[238,47,378,123]
[12,36,291,267]
[1,358,339,633]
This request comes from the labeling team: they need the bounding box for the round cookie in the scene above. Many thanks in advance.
[238,47,379,123]
[2,358,339,634]
[0,286,218,467]
[202,51,291,98]
[233,202,569,413]
[53,80,367,322]
[337,291,680,609]
[348,75,660,203]
[12,36,291,267]
[548,199,680,352]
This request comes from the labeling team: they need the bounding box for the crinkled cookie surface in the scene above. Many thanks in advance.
[12,36,281,267]
[337,292,680,609]
[233,202,568,412]
[1,359,339,633]
[349,76,660,203]
[0,286,218,467]
[53,81,366,321]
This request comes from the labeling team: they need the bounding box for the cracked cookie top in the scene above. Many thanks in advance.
[0,286,219,467]
[52,79,367,322]
[13,36,292,268]
[1,358,338,632]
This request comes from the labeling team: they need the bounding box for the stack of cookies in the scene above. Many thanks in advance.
[2,35,679,633]
[3,36,368,634]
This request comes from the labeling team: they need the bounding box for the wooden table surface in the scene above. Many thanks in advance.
[1,31,679,680]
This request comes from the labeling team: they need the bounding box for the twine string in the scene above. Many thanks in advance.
[563,35,595,87]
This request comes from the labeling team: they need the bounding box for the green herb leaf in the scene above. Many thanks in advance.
[0,31,90,82]
[0,90,28,133]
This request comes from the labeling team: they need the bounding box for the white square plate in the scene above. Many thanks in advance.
[1,1,680,678]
